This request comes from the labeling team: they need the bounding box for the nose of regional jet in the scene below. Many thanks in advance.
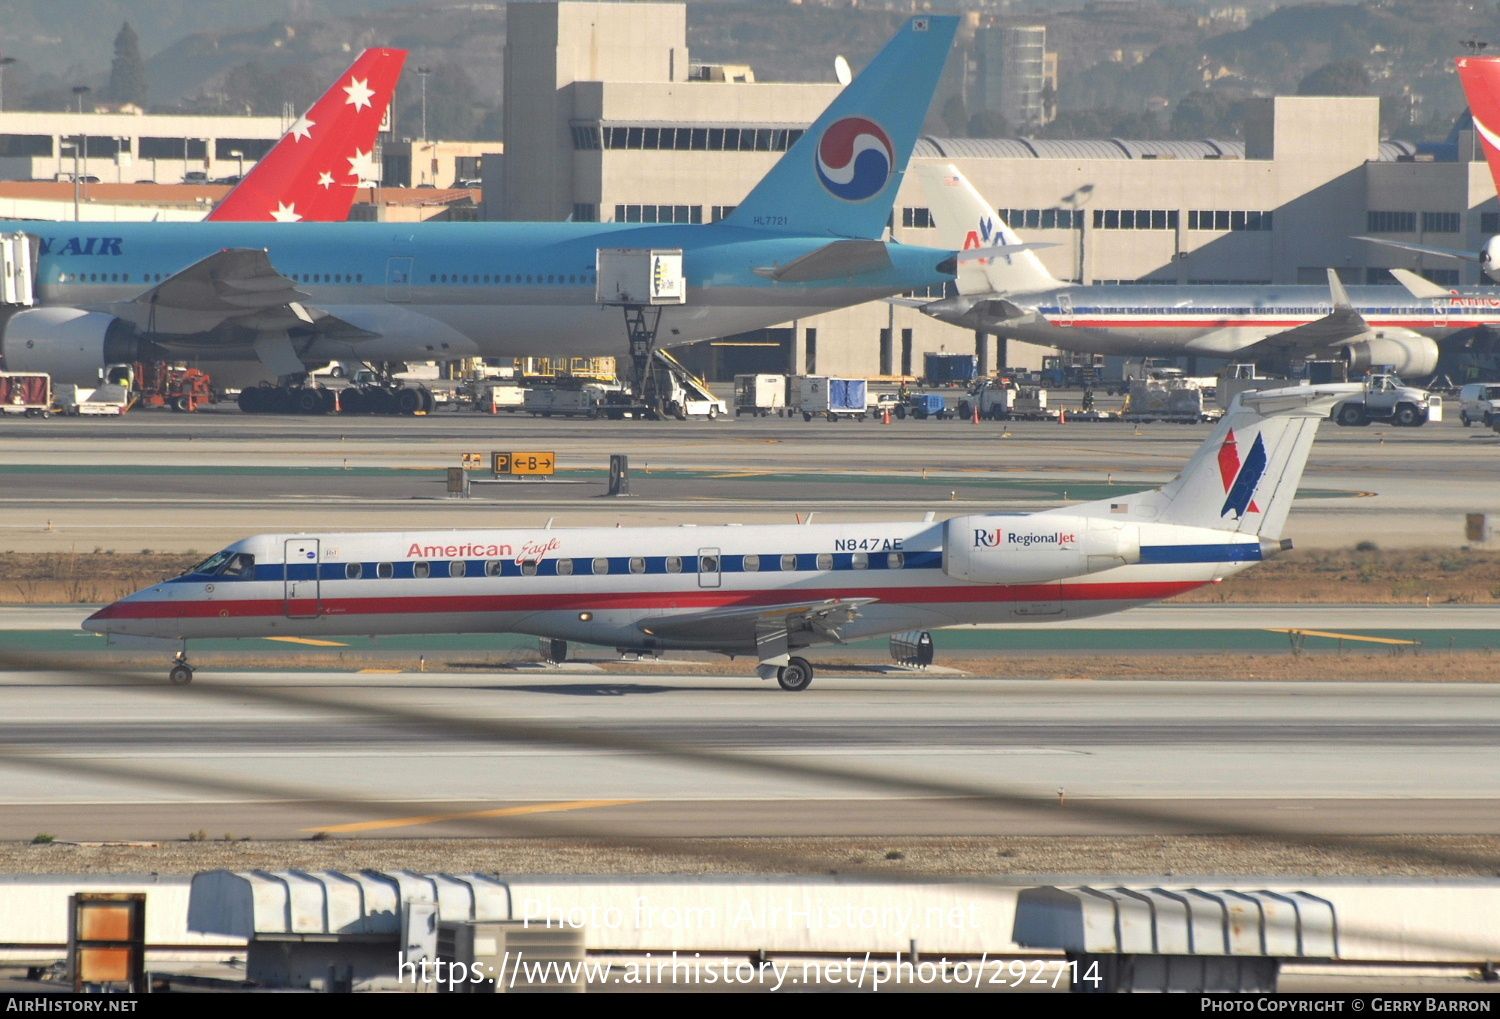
[82,586,152,635]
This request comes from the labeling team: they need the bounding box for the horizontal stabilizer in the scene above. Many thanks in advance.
[956,242,1058,262]
[1388,267,1455,300]
[754,239,892,282]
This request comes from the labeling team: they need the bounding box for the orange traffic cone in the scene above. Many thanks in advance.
[1059,407,1067,424]
[883,408,891,424]
[971,404,980,424]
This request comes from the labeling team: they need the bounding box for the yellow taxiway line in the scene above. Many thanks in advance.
[305,798,644,834]
[1265,628,1420,646]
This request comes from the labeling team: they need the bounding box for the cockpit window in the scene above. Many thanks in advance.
[186,551,233,576]
[220,553,255,579]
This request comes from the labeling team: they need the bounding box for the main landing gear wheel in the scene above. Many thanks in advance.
[777,656,814,692]
[168,662,194,685]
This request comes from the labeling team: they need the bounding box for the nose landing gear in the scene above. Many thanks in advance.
[168,651,194,685]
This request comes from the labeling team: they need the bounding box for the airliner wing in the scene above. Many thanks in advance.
[638,597,878,646]
[1242,268,1372,362]
[1352,234,1479,265]
[117,249,372,339]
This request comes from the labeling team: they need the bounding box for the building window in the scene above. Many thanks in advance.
[614,204,702,225]
[1188,210,1273,232]
[572,203,597,223]
[1482,212,1500,234]
[1421,212,1461,234]
[1003,208,1083,230]
[711,205,737,223]
[1366,211,1416,234]
[1094,209,1179,230]
[1420,268,1460,285]
[901,207,933,228]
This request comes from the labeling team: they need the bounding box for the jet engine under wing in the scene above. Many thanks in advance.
[754,240,892,282]
[114,248,372,339]
[636,597,878,649]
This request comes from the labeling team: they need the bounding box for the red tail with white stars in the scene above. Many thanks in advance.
[208,47,407,223]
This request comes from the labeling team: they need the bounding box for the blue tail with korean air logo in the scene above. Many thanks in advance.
[723,16,958,239]
[1039,384,1362,539]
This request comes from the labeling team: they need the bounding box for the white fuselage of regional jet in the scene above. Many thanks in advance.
[84,518,1267,648]
[17,221,954,364]
[928,282,1500,355]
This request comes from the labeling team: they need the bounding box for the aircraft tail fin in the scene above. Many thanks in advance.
[722,17,957,239]
[914,163,1065,295]
[1042,384,1360,539]
[1457,56,1500,195]
[208,48,407,223]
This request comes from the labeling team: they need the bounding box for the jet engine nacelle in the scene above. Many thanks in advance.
[1,307,143,384]
[943,514,1140,585]
[1342,331,1439,378]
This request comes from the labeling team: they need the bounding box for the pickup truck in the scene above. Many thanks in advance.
[1330,374,1440,427]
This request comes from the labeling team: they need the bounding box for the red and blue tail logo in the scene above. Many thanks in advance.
[1218,429,1266,519]
[814,117,894,203]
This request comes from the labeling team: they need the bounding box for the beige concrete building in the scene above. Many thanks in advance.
[494,1,1500,380]
[0,110,285,185]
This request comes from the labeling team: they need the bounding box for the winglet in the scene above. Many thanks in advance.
[1326,267,1352,310]
[208,48,407,223]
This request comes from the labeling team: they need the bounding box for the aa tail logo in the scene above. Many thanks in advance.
[1218,429,1266,519]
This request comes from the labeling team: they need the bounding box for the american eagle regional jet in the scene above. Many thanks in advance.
[85,383,1355,690]
[1,18,961,407]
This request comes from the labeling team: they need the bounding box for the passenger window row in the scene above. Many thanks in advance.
[338,551,913,579]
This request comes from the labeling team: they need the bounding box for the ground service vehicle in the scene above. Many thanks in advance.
[734,374,786,417]
[1458,382,1500,427]
[792,376,868,422]
[0,371,51,416]
[1331,373,1440,427]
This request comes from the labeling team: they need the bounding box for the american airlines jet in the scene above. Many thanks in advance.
[84,383,1354,689]
[0,18,960,406]
[909,163,1500,377]
[207,48,407,224]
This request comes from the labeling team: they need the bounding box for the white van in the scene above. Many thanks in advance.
[1457,383,1500,427]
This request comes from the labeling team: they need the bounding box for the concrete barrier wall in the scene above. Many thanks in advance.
[3,874,1499,964]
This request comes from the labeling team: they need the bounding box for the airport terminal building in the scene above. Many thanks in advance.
[492,1,1499,379]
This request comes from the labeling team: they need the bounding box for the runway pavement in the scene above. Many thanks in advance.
[0,671,1495,841]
